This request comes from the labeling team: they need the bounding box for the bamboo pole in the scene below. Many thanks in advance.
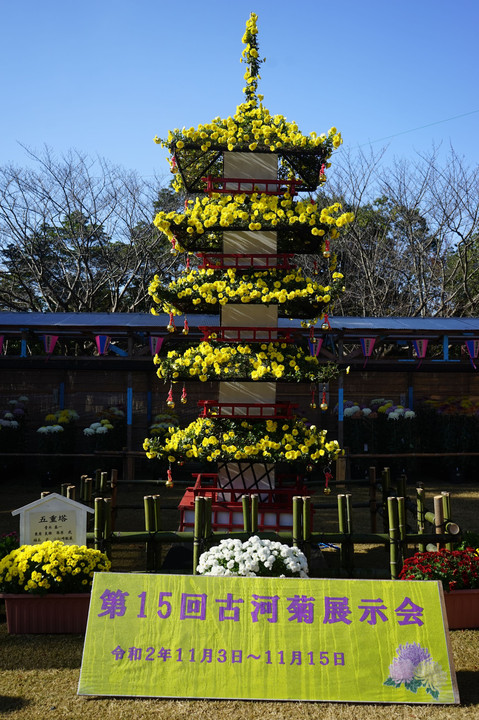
[434,495,444,551]
[345,493,354,574]
[441,492,453,551]
[152,495,161,532]
[152,494,162,571]
[242,496,251,533]
[397,473,407,500]
[416,486,426,552]
[424,511,459,536]
[203,496,212,548]
[83,477,92,504]
[79,474,87,500]
[144,495,155,572]
[61,483,69,497]
[110,469,118,530]
[94,497,105,552]
[66,485,76,500]
[388,496,399,579]
[193,496,204,574]
[251,494,258,534]
[381,468,391,533]
[397,496,406,569]
[292,496,301,547]
[99,471,108,494]
[103,498,112,560]
[369,466,377,532]
[94,468,102,492]
[338,494,348,573]
[302,496,311,567]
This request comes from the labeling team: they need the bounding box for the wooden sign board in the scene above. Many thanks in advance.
[12,493,93,546]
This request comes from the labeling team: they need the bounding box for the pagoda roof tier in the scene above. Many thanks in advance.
[168,225,327,254]
[172,144,330,193]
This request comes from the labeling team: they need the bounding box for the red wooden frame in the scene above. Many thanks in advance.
[197,253,294,271]
[178,472,311,532]
[198,400,298,419]
[198,326,301,343]
[201,176,302,196]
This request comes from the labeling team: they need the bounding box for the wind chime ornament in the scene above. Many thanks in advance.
[166,384,175,408]
[181,385,187,404]
[171,236,177,253]
[320,385,328,411]
[167,312,176,333]
[310,386,317,410]
[323,238,331,259]
[182,317,189,335]
[166,466,174,488]
[323,467,333,495]
[321,313,331,331]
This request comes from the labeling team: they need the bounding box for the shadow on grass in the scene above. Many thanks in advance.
[0,696,30,714]
[0,622,84,670]
[456,671,479,705]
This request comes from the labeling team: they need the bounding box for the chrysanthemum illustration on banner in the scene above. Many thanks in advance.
[384,643,447,700]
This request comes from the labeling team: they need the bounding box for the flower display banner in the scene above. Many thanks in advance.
[360,337,376,368]
[308,337,323,357]
[78,573,459,704]
[464,339,479,369]
[95,335,111,355]
[42,334,58,355]
[412,339,428,367]
[149,335,164,356]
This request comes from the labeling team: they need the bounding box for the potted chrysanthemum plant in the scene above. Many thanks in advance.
[0,540,111,634]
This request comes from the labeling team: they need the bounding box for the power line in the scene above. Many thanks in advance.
[358,109,479,148]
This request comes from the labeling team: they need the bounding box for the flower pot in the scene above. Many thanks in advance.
[0,593,91,634]
[444,589,479,630]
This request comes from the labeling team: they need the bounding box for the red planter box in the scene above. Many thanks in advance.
[0,593,91,634]
[444,589,479,630]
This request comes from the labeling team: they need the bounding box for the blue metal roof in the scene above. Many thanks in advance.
[0,312,478,335]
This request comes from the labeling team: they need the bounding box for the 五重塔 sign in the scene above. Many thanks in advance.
[78,573,459,704]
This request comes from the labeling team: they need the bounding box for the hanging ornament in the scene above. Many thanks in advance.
[181,385,187,404]
[412,339,428,368]
[306,464,313,473]
[149,335,164,356]
[465,339,479,369]
[321,313,331,331]
[42,334,59,355]
[360,337,376,369]
[320,385,328,411]
[167,312,176,333]
[308,328,323,357]
[166,466,174,488]
[323,238,331,259]
[310,386,317,410]
[319,163,326,183]
[166,384,175,408]
[182,317,189,335]
[171,236,177,254]
[323,467,333,495]
[186,255,191,271]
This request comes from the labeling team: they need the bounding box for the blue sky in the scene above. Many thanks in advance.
[1,0,478,182]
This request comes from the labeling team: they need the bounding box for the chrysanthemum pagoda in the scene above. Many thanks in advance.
[144,12,354,531]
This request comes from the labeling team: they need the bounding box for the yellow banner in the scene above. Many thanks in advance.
[78,573,458,703]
